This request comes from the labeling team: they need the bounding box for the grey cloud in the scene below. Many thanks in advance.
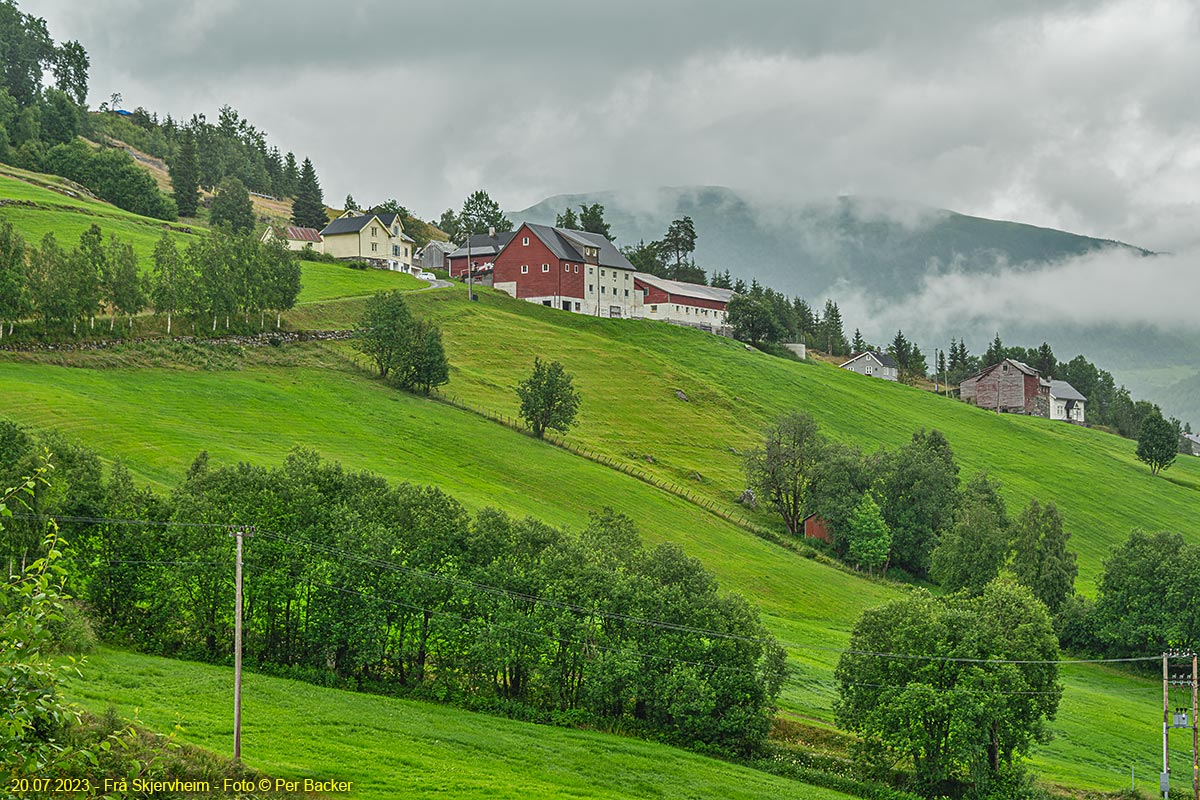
[20,0,1200,249]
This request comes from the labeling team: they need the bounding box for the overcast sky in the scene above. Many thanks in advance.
[23,0,1200,251]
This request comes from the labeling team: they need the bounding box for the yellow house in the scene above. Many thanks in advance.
[319,212,416,272]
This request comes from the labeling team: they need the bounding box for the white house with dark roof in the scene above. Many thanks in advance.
[492,223,638,317]
[320,212,416,272]
[1049,380,1087,423]
[633,273,734,333]
[839,351,899,381]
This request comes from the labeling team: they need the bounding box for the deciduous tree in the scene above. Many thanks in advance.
[744,412,823,536]
[1136,411,1178,476]
[352,290,412,379]
[516,357,581,439]
[1010,499,1077,613]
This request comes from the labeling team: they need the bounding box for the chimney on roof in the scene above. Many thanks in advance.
[488,226,495,238]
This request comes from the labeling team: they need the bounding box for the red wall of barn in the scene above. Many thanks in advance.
[1023,374,1039,412]
[804,515,832,543]
[494,224,584,299]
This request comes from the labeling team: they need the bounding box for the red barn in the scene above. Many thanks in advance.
[633,273,734,333]
[491,223,637,317]
[802,514,832,544]
[959,358,1050,415]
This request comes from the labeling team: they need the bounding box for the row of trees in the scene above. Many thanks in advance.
[0,220,301,337]
[0,431,787,756]
[745,413,1079,609]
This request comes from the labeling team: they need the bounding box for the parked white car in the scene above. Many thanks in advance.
[417,271,435,280]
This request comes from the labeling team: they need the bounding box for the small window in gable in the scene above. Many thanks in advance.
[523,237,529,246]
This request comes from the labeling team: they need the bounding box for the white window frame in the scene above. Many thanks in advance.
[542,264,550,272]
[521,265,529,274]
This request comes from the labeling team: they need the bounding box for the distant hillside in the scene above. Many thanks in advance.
[513,187,1200,424]
[514,187,1149,296]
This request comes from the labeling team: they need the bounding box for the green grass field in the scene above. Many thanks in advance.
[4,169,1199,794]
[0,346,1190,793]
[296,261,425,304]
[400,285,1200,593]
[70,649,855,800]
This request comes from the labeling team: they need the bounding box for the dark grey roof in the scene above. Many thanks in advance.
[523,223,635,270]
[449,230,517,259]
[320,214,381,236]
[840,351,897,369]
[1008,359,1039,376]
[1049,380,1087,402]
[633,273,734,303]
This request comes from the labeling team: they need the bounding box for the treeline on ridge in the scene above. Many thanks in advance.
[0,426,786,756]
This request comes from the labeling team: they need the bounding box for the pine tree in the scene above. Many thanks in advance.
[851,328,866,352]
[281,151,299,197]
[291,158,327,230]
[555,207,580,230]
[985,333,1004,367]
[820,300,848,356]
[578,203,611,239]
[170,130,200,217]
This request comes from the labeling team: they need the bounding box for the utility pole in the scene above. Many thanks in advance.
[1161,649,1200,800]
[231,525,254,763]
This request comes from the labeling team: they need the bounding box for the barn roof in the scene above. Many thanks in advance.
[285,226,322,242]
[449,230,517,259]
[633,273,735,304]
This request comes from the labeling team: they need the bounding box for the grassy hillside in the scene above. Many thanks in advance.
[398,285,1200,593]
[71,649,854,800]
[4,175,1199,793]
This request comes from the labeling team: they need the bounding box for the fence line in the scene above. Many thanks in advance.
[428,390,821,559]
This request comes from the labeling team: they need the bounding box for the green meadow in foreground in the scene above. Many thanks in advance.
[0,346,1191,792]
[70,649,855,800]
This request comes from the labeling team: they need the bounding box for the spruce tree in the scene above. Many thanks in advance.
[170,130,200,217]
[282,151,299,197]
[291,158,327,230]
[210,177,255,234]
[851,328,865,352]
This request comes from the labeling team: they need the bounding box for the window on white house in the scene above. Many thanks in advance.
[521,265,528,274]
[589,284,594,292]
[601,269,606,277]
[371,226,378,236]
[371,243,378,252]
[574,302,581,311]
[624,289,628,297]
[589,267,594,274]
[393,245,399,256]
[601,286,606,294]
[650,304,658,312]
